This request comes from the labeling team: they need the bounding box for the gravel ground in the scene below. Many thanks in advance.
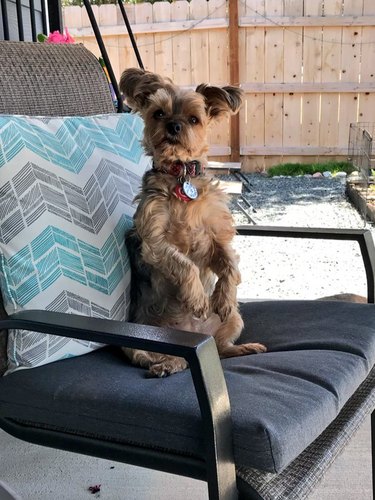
[219,174,375,301]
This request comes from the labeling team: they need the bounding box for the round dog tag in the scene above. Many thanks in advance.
[182,181,198,200]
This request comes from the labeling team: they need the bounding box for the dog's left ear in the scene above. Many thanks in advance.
[195,84,243,120]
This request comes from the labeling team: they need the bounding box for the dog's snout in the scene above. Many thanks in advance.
[166,121,182,136]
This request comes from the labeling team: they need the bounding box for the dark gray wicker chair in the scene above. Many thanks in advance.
[0,41,374,500]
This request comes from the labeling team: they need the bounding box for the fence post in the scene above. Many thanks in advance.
[228,0,240,163]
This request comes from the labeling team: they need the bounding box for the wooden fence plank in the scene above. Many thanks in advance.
[319,0,342,152]
[171,1,191,85]
[282,0,302,150]
[118,4,138,74]
[134,2,154,72]
[241,0,265,156]
[338,0,363,147]
[358,0,375,122]
[98,4,120,80]
[264,0,283,149]
[207,0,229,151]
[301,2,322,152]
[190,0,210,85]
[64,5,81,29]
[153,1,173,79]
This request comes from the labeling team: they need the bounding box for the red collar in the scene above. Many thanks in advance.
[153,160,203,178]
[174,184,193,202]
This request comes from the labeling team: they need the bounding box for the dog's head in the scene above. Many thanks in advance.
[120,68,243,168]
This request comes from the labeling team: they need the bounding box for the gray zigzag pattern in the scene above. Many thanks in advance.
[0,159,137,244]
[12,288,130,366]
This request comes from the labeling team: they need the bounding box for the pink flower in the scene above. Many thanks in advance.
[63,28,75,44]
[46,28,75,44]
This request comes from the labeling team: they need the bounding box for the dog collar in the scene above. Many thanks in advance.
[154,160,203,203]
[153,160,203,178]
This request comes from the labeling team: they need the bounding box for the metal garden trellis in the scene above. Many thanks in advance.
[348,122,375,184]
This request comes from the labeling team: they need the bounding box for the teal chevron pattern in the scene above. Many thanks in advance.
[0,114,144,172]
[0,113,150,373]
[1,218,132,307]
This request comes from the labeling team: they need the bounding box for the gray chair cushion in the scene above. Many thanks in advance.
[0,300,374,473]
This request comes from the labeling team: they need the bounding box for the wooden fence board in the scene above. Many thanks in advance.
[358,0,375,123]
[282,0,302,150]
[338,0,363,146]
[301,2,322,150]
[190,0,210,85]
[319,0,342,150]
[171,1,191,85]
[153,2,173,79]
[264,0,283,149]
[134,2,155,72]
[207,0,229,149]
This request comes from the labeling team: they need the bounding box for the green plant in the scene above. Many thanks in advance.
[267,161,355,177]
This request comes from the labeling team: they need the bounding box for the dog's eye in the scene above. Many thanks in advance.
[153,109,165,119]
[189,116,199,125]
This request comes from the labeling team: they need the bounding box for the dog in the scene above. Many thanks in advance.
[120,68,266,377]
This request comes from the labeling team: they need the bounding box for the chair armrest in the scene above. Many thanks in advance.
[0,310,236,495]
[236,225,375,303]
[1,310,210,359]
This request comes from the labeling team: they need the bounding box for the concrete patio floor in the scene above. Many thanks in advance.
[0,417,372,500]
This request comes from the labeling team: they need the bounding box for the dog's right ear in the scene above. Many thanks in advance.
[119,68,166,112]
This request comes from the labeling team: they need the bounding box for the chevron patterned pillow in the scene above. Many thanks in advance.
[0,113,151,374]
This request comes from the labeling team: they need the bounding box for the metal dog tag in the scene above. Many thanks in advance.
[182,181,198,200]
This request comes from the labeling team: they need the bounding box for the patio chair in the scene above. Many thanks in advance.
[0,41,374,500]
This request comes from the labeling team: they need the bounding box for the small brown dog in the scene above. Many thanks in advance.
[120,68,266,377]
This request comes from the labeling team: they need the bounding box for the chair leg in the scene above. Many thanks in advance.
[372,411,375,500]
[206,456,238,500]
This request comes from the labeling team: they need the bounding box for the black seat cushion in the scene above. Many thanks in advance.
[0,300,374,473]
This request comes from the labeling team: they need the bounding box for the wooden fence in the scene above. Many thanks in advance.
[64,0,375,171]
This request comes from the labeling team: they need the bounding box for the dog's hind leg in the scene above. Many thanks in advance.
[214,310,266,358]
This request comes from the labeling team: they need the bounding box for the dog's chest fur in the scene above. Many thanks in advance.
[136,171,235,264]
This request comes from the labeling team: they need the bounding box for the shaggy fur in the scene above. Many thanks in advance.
[120,68,266,377]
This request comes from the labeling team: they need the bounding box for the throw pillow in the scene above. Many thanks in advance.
[0,113,150,374]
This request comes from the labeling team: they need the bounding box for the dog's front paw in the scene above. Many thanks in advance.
[181,285,209,319]
[211,290,235,321]
[191,293,209,319]
[214,302,234,322]
[148,356,188,377]
[211,276,239,321]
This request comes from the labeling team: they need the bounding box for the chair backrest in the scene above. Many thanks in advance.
[0,40,117,375]
[0,41,115,116]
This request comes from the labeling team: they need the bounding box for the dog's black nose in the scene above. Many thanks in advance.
[166,121,182,136]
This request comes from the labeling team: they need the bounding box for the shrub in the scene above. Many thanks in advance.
[267,161,355,177]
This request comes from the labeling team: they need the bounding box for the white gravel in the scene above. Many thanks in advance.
[223,174,375,301]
